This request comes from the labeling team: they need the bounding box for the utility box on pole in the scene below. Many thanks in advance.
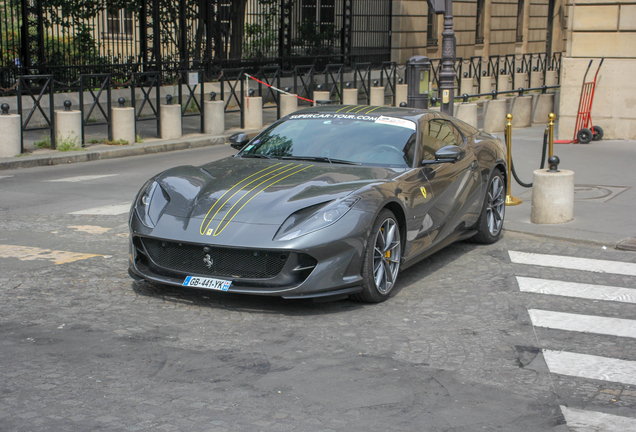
[406,56,431,109]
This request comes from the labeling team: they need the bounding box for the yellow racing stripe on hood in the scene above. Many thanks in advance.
[213,164,313,236]
[199,163,289,235]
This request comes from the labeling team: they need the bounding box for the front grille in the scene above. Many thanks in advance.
[141,238,289,279]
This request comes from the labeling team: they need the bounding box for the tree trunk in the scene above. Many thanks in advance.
[229,0,247,59]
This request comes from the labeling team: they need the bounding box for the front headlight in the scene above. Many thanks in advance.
[274,197,360,241]
[134,180,170,228]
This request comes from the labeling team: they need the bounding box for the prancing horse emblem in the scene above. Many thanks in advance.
[203,254,213,268]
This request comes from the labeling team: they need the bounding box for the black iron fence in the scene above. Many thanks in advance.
[1,0,392,91]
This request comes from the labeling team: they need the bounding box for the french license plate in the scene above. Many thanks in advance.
[182,276,232,291]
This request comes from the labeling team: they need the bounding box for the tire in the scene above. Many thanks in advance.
[351,209,402,303]
[592,125,604,141]
[577,128,593,144]
[471,169,505,244]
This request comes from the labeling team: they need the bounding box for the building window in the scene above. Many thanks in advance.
[475,0,485,44]
[301,0,335,30]
[427,6,438,46]
[516,0,524,42]
[105,9,133,37]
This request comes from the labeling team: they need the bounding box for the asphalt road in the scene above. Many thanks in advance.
[1,145,635,431]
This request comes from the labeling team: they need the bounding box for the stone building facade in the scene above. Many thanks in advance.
[390,0,635,140]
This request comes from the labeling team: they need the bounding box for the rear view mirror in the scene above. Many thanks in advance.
[229,133,249,150]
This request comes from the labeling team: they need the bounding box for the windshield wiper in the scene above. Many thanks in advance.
[280,156,360,165]
[240,153,274,159]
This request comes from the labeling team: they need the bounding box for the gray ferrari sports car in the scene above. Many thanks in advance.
[129,105,507,302]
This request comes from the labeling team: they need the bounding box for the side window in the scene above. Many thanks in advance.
[419,119,459,161]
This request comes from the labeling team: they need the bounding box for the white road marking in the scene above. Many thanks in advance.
[561,406,636,432]
[543,350,636,386]
[0,244,103,265]
[68,225,112,234]
[509,251,636,277]
[47,174,118,183]
[518,277,636,304]
[529,309,636,339]
[0,175,14,180]
[69,203,130,215]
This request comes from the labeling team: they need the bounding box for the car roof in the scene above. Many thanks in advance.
[287,105,441,123]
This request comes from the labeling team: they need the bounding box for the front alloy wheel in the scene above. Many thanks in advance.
[472,169,505,244]
[352,209,401,303]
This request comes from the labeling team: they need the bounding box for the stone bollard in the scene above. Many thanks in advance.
[343,88,358,105]
[112,98,136,144]
[395,83,408,107]
[244,95,263,130]
[460,77,474,98]
[370,81,384,106]
[530,71,543,89]
[160,95,182,139]
[514,73,527,92]
[482,99,508,133]
[480,76,493,95]
[532,93,555,124]
[204,92,225,135]
[0,104,21,157]
[55,100,82,147]
[280,92,298,117]
[545,70,558,87]
[510,96,532,128]
[498,74,510,93]
[454,103,478,128]
[531,156,574,224]
[313,85,330,106]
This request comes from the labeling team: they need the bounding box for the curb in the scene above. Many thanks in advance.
[0,128,265,171]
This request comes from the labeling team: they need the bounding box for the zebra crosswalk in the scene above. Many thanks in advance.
[510,250,636,431]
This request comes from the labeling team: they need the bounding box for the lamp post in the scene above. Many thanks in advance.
[427,0,455,116]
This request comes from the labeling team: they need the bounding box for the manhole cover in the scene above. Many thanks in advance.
[617,238,636,252]
[573,185,629,202]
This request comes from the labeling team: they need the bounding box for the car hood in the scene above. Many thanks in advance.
[152,157,401,232]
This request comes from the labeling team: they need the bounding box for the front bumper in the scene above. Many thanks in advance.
[128,209,373,299]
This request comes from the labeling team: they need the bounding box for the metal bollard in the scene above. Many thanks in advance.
[548,113,555,158]
[505,113,523,206]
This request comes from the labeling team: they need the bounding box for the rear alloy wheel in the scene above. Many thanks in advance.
[472,169,505,244]
[352,209,401,303]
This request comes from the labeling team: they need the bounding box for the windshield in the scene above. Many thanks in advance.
[239,114,417,167]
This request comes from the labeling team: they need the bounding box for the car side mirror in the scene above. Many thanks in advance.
[229,132,249,150]
[421,145,465,165]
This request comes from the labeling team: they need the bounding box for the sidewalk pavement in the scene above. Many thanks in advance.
[1,116,634,250]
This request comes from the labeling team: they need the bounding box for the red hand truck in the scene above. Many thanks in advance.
[572,58,604,144]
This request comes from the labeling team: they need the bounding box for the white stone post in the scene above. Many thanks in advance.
[0,104,21,157]
[55,101,82,147]
[395,84,408,106]
[514,73,527,91]
[244,96,263,130]
[460,77,474,97]
[482,99,508,133]
[160,96,182,139]
[532,94,555,124]
[545,70,558,87]
[480,76,493,94]
[498,74,510,93]
[454,103,478,128]
[313,91,330,106]
[112,99,136,145]
[530,71,543,89]
[531,166,575,224]
[204,99,225,135]
[370,86,385,106]
[280,94,298,117]
[510,96,532,128]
